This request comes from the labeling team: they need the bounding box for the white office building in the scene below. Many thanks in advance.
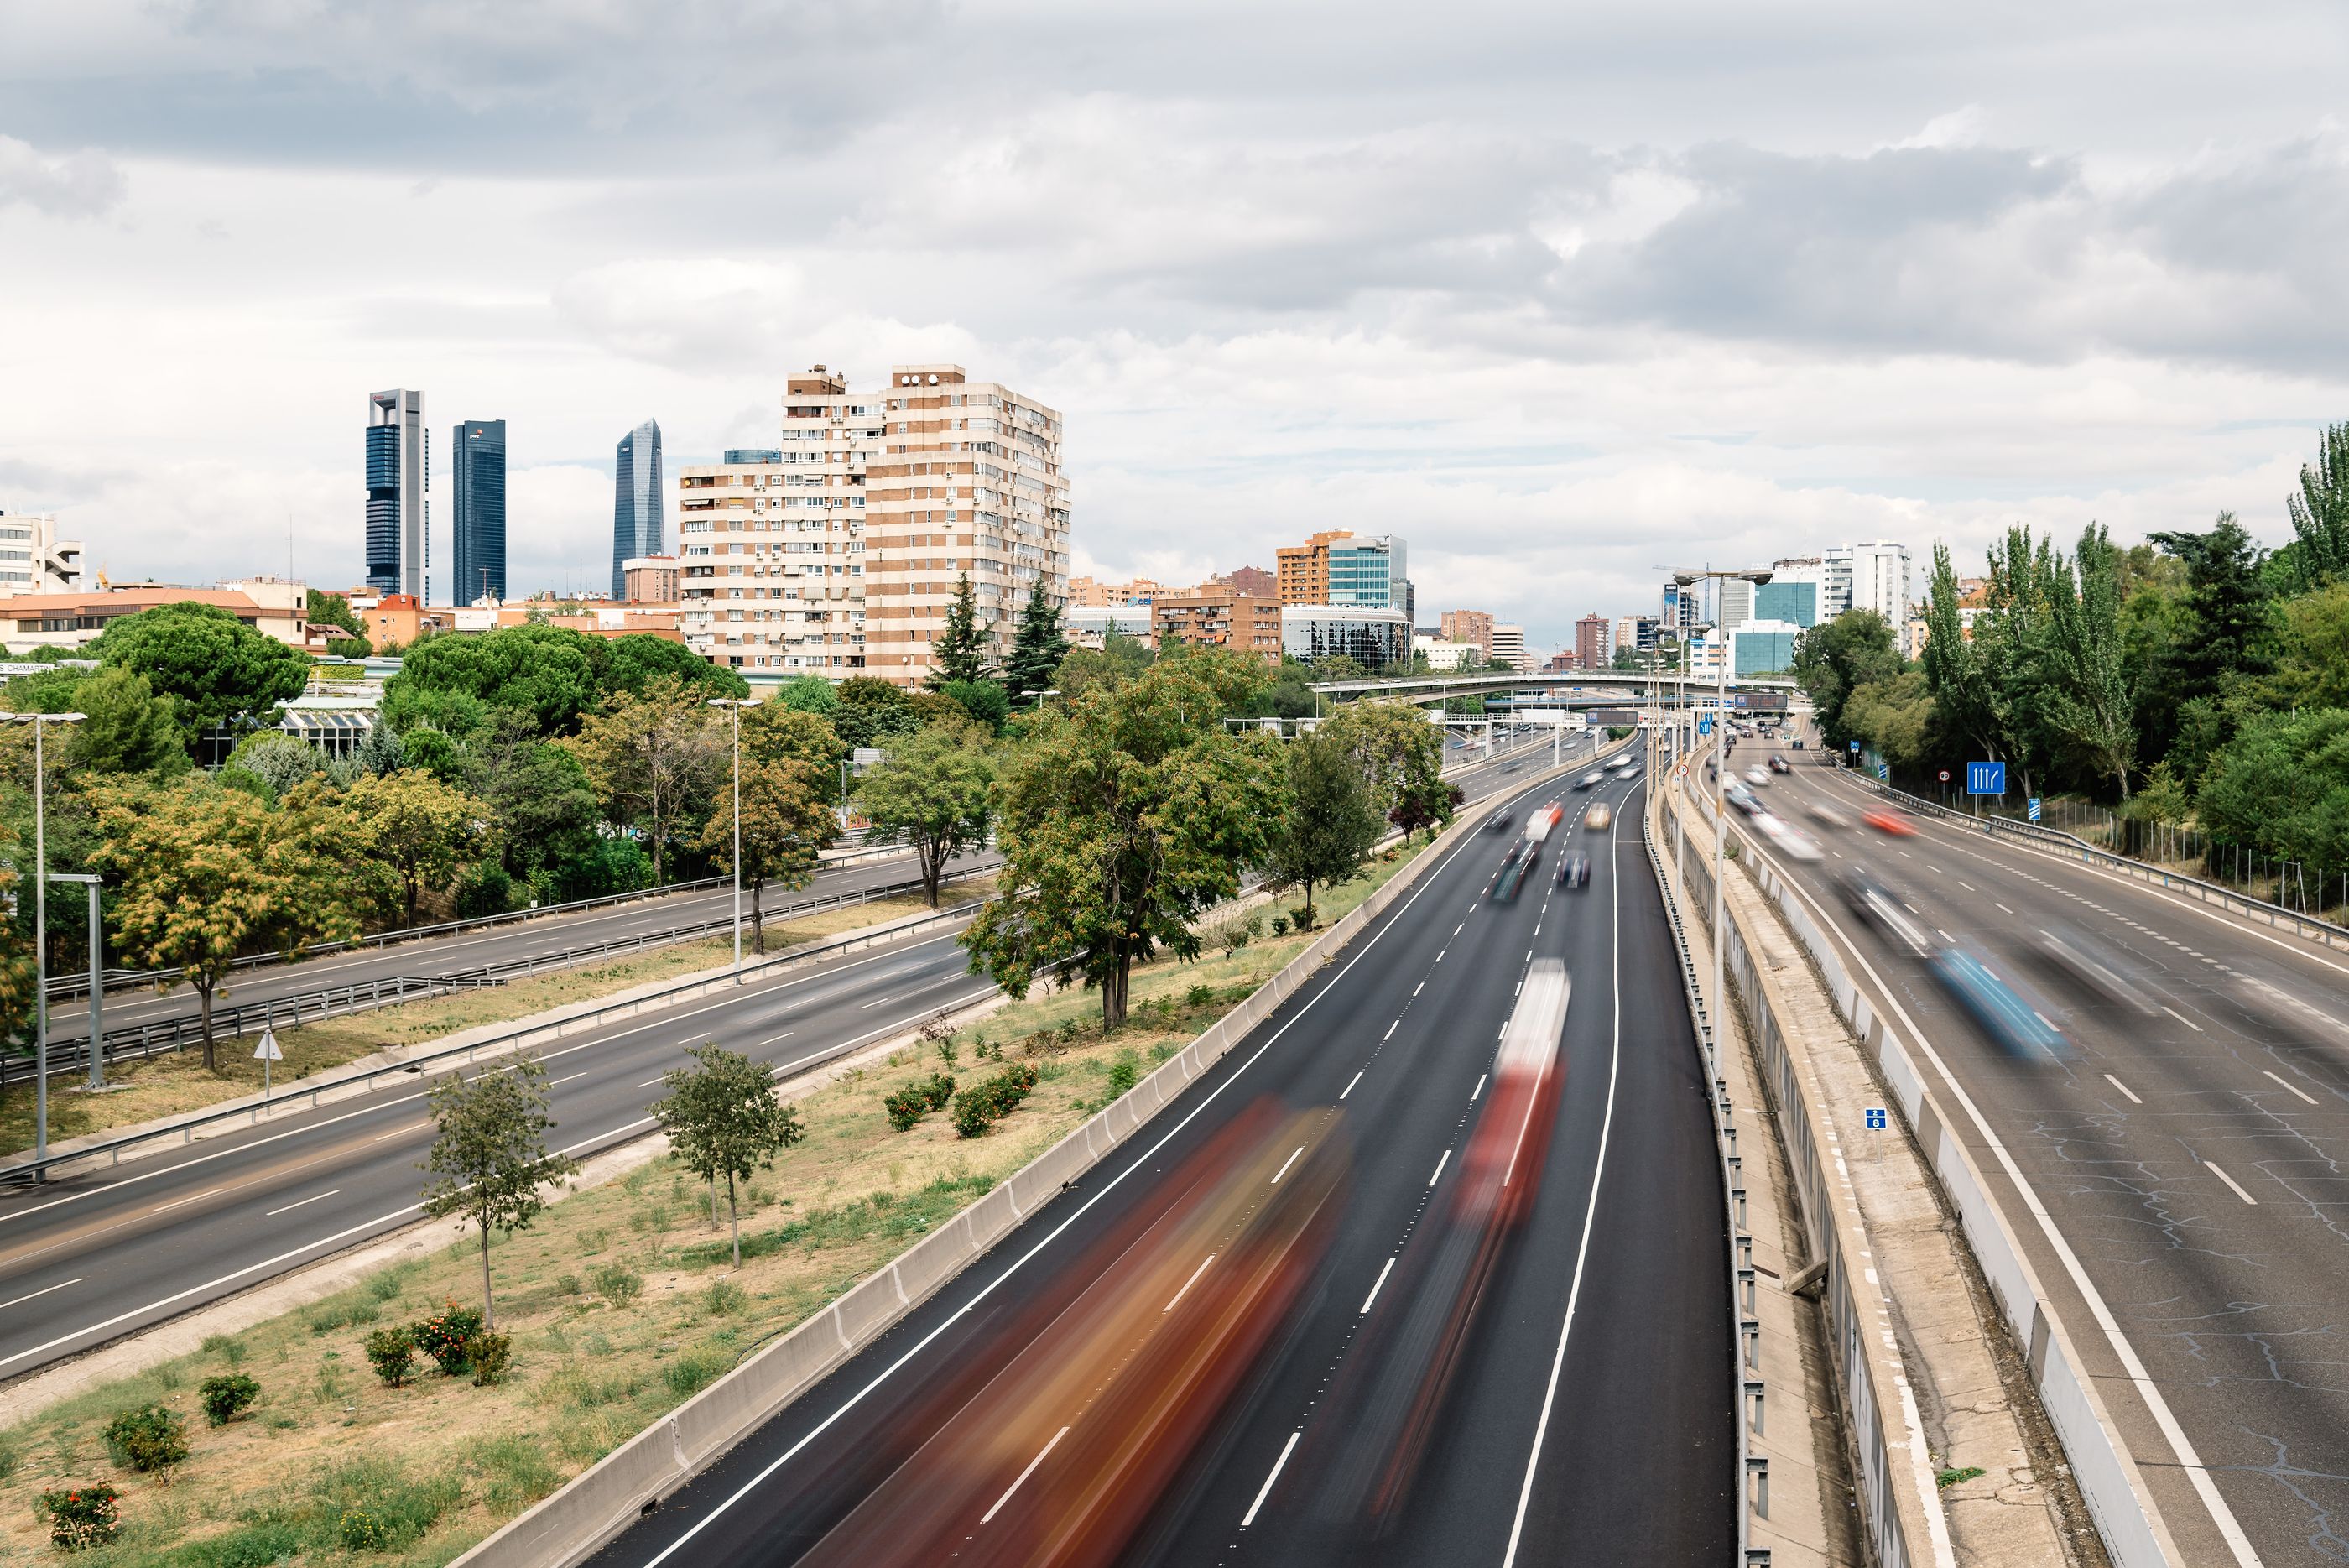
[1839,541,1914,649]
[0,511,83,596]
[1490,621,1531,672]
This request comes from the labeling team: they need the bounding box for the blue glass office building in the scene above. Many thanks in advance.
[365,389,427,596]
[1326,534,1409,612]
[1754,580,1819,628]
[452,419,507,603]
[612,419,663,598]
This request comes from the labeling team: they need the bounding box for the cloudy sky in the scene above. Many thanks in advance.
[3,1,2346,651]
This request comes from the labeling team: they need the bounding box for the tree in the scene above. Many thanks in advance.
[90,780,378,1066]
[1320,700,1445,825]
[2147,513,2273,706]
[0,827,35,1055]
[941,679,1010,733]
[90,602,311,754]
[383,624,606,741]
[1794,608,1903,754]
[1841,670,1935,772]
[221,730,325,798]
[66,667,185,777]
[927,573,993,687]
[2195,708,2349,873]
[740,703,841,771]
[964,654,1282,1029]
[568,675,721,884]
[604,634,751,701]
[830,677,922,753]
[651,1044,803,1267]
[1002,579,1070,707]
[1053,633,1154,701]
[1390,778,1465,843]
[307,590,363,638]
[419,1055,576,1328]
[857,725,995,906]
[699,759,837,952]
[346,770,498,923]
[2253,583,2349,713]
[2039,525,2139,800]
[1266,729,1383,928]
[773,675,841,716]
[2283,421,2349,590]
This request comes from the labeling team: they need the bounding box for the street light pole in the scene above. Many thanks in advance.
[49,874,102,1090]
[706,698,762,972]
[3,710,86,1173]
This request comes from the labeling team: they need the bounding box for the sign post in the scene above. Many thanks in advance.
[253,1026,283,1101]
[2027,796,2043,824]
[1966,761,2008,795]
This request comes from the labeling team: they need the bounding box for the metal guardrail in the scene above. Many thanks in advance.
[14,863,999,1086]
[3,897,992,1185]
[1837,768,2349,954]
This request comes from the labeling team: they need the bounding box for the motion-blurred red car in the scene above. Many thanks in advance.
[1862,807,1918,837]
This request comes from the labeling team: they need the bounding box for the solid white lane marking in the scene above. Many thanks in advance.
[982,1425,1069,1524]
[1340,1072,1363,1101]
[2206,1162,2258,1206]
[151,1187,226,1215]
[2103,1075,2142,1105]
[1242,1431,1301,1529]
[1471,1073,1487,1102]
[2263,1071,2319,1107]
[264,1189,340,1217]
[1270,1147,1304,1185]
[1162,1255,1216,1314]
[1428,1148,1451,1187]
[2161,1005,2204,1033]
[0,1278,81,1312]
[1359,1256,1397,1314]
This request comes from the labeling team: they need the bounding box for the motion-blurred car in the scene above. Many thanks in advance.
[1485,808,1514,832]
[1768,754,1791,774]
[1491,841,1532,902]
[1753,812,1823,861]
[1930,946,2072,1061]
[1584,802,1614,831]
[1805,800,1850,830]
[1556,852,1591,888]
[2023,925,2159,1018]
[1835,866,1929,954]
[1744,767,1770,786]
[1862,807,1917,836]
[1573,770,1605,789]
[1724,783,1763,816]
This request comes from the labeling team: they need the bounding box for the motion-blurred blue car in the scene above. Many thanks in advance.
[1930,947,2071,1061]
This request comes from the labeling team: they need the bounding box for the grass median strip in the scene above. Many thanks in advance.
[0,885,992,1159]
[0,847,1425,1567]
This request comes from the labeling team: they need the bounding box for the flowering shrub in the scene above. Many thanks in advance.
[102,1404,189,1476]
[339,1508,391,1550]
[197,1373,261,1426]
[412,1302,485,1376]
[39,1487,121,1550]
[951,1063,1039,1138]
[466,1331,512,1387]
[883,1073,957,1130]
[364,1326,417,1387]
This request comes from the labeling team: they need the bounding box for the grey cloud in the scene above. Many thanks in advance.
[0,133,126,217]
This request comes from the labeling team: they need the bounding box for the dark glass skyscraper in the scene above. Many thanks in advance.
[451,419,508,603]
[612,418,663,598]
[365,389,426,596]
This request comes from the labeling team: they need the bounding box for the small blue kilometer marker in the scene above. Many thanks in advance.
[1864,1107,1888,1131]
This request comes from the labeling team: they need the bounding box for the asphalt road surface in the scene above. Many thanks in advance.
[0,739,1607,1385]
[1703,728,2349,1568]
[586,760,1728,1568]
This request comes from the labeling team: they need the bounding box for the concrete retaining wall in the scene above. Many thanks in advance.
[450,759,1576,1568]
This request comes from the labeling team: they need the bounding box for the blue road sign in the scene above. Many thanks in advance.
[2027,796,2042,823]
[1966,760,2008,796]
[1848,740,1860,753]
[1865,1107,1888,1130]
[1876,762,1889,781]
[1697,715,1712,736]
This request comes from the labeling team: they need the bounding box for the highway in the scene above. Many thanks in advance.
[0,742,1596,1386]
[1704,731,2349,1568]
[583,758,1730,1566]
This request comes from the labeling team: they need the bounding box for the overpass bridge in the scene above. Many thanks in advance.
[1306,668,1802,709]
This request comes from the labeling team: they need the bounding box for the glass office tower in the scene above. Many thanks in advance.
[366,389,427,596]
[612,419,663,598]
[451,419,508,604]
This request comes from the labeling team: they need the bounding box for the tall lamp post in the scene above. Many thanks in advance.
[3,710,86,1174]
[706,698,762,972]
[1668,570,1772,1067]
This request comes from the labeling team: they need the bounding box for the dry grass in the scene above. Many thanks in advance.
[0,883,993,1159]
[0,851,1419,1566]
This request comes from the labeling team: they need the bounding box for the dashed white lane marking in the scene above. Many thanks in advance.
[1428,1148,1452,1187]
[150,1187,225,1216]
[1340,1072,1363,1101]
[0,1279,81,1312]
[265,1189,340,1217]
[1359,1256,1398,1314]
[1242,1431,1302,1529]
[372,1123,426,1141]
[1270,1146,1304,1185]
[1957,880,1976,892]
[2264,1071,2319,1107]
[1162,1254,1216,1314]
[982,1425,1070,1524]
[1414,982,1424,996]
[2206,1162,2258,1206]
[2103,1075,2142,1105]
[1996,903,2013,914]
[2161,1005,2205,1033]
[1384,1019,1399,1040]
[1471,1073,1487,1102]
[1936,930,1955,943]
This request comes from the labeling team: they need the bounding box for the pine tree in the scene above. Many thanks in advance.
[928,573,993,688]
[1002,578,1071,706]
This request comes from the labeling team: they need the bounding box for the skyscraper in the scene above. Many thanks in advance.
[451,419,507,604]
[612,418,663,598]
[365,389,427,596]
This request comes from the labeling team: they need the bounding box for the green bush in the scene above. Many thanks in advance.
[363,1326,416,1387]
[951,1062,1039,1138]
[39,1485,120,1550]
[591,1262,644,1308]
[1105,1051,1139,1099]
[1185,982,1214,1008]
[703,1279,748,1316]
[198,1372,261,1426]
[470,1433,562,1512]
[883,1087,928,1132]
[466,1331,512,1387]
[454,862,516,919]
[339,1508,392,1550]
[663,1347,731,1399]
[309,1455,461,1552]
[102,1403,189,1475]
[412,1301,484,1375]
[193,1519,303,1566]
[1270,914,1289,937]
